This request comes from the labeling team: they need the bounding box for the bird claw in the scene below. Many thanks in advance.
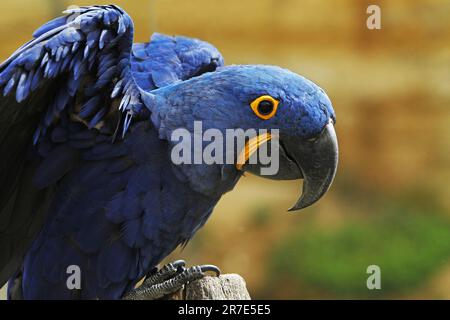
[172,259,187,271]
[123,260,220,300]
[198,264,221,276]
[165,260,220,276]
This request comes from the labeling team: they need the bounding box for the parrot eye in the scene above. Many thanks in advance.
[250,95,279,120]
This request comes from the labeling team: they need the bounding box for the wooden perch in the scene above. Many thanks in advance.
[184,274,251,300]
[128,274,251,300]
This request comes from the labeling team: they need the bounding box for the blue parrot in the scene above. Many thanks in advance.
[0,5,338,299]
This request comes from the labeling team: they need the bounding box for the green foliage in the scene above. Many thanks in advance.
[269,201,450,298]
[249,204,272,227]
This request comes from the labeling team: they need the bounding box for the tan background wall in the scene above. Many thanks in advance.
[1,0,449,299]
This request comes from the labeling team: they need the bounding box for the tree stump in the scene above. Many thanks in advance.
[128,274,251,300]
[184,274,251,300]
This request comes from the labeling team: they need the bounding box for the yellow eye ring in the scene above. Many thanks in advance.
[250,95,279,120]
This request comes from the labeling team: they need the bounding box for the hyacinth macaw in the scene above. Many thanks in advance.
[0,5,338,299]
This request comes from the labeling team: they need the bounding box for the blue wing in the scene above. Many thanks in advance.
[0,4,143,287]
[0,5,224,298]
[131,33,224,90]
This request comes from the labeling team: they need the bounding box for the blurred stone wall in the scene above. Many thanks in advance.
[0,0,449,299]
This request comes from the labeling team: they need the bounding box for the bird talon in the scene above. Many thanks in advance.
[123,261,221,299]
[171,260,186,272]
[199,264,221,277]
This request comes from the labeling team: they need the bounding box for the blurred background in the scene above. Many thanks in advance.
[0,0,449,299]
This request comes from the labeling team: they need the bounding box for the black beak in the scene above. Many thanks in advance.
[284,119,338,211]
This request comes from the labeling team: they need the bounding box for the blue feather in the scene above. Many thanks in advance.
[71,42,80,54]
[98,241,132,286]
[83,45,90,60]
[0,63,16,86]
[55,47,63,62]
[88,108,107,129]
[121,218,147,248]
[99,30,110,50]
[33,16,68,38]
[30,68,42,91]
[111,79,123,98]
[16,45,43,70]
[71,56,86,80]
[15,72,29,102]
[40,52,49,67]
[97,53,115,76]
[59,27,84,44]
[3,74,17,96]
[55,88,70,111]
[79,96,100,118]
[32,145,78,189]
[96,66,117,88]
[87,30,100,48]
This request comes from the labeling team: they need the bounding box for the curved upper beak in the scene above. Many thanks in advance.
[237,119,338,211]
[285,119,338,211]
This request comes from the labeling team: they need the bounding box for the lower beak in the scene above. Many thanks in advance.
[284,120,338,211]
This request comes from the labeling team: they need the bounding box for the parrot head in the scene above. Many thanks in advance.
[145,65,338,211]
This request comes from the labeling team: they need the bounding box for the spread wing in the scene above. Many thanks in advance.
[0,5,144,286]
[0,5,225,288]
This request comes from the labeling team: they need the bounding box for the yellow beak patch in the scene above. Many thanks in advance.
[236,133,272,171]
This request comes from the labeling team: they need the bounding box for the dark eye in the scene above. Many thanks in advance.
[250,95,279,120]
[258,100,274,115]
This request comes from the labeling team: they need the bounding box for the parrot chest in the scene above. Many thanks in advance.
[21,122,223,298]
